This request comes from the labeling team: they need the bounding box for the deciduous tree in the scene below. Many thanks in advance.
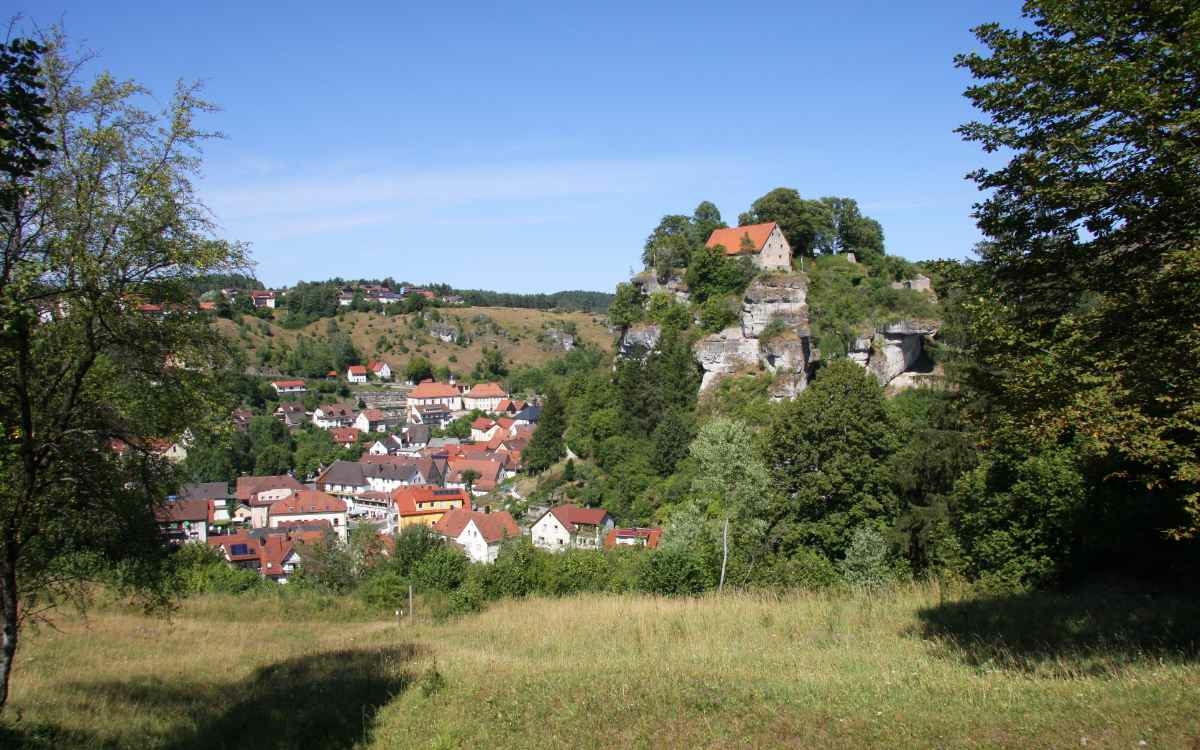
[0,33,245,709]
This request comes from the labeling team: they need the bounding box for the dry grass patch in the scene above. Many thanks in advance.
[4,585,1198,749]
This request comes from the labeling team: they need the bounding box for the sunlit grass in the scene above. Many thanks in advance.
[4,583,1198,749]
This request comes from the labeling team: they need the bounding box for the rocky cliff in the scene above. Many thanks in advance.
[617,269,938,399]
[693,274,815,398]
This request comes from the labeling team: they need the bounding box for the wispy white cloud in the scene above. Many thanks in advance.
[202,156,731,240]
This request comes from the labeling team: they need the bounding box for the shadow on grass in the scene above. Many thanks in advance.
[2,644,421,750]
[915,587,1200,676]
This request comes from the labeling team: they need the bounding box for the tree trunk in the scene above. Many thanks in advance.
[0,551,18,712]
[719,517,729,593]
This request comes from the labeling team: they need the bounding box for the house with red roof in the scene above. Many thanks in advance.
[235,474,306,528]
[432,508,520,564]
[329,427,360,448]
[347,364,368,384]
[604,527,664,550]
[249,289,277,308]
[463,382,509,413]
[354,408,393,434]
[445,457,507,495]
[705,221,792,271]
[267,489,348,541]
[368,360,392,380]
[470,417,499,443]
[392,484,470,532]
[531,504,615,552]
[271,379,307,395]
[407,380,463,419]
[312,403,356,429]
[208,524,331,583]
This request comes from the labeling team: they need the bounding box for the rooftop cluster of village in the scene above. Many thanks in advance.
[157,368,660,582]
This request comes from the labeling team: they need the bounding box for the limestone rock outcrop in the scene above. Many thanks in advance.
[617,323,662,359]
[848,320,938,386]
[694,274,815,397]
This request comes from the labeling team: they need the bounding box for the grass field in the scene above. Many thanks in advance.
[216,306,612,376]
[3,585,1198,749]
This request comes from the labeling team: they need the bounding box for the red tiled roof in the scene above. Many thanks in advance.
[705,222,778,256]
[348,365,367,376]
[329,427,359,445]
[433,508,519,544]
[604,527,663,550]
[368,360,389,373]
[549,504,611,532]
[269,489,346,515]
[471,417,495,430]
[360,409,386,422]
[465,382,508,399]
[393,485,469,517]
[410,381,461,399]
[272,379,306,389]
[495,417,515,431]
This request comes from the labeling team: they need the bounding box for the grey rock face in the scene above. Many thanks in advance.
[694,326,761,391]
[848,320,939,386]
[741,275,809,337]
[617,323,662,359]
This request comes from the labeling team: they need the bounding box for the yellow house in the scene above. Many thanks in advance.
[392,485,470,531]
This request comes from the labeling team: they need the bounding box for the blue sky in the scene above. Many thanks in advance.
[27,1,1025,292]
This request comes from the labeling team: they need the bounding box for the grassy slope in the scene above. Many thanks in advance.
[5,586,1198,749]
[216,306,612,375]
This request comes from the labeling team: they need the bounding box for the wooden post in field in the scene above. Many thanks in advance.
[408,584,414,620]
[719,517,729,592]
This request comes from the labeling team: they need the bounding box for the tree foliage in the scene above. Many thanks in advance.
[0,32,245,708]
[955,1,1200,541]
[762,360,898,559]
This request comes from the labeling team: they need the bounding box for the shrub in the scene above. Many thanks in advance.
[639,547,711,596]
[413,546,468,591]
[839,525,894,587]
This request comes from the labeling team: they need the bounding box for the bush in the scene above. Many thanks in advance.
[413,546,468,591]
[839,525,894,587]
[639,547,711,596]
[752,549,841,591]
[357,569,411,610]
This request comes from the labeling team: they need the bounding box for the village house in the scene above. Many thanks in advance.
[249,289,277,308]
[410,402,453,428]
[312,403,356,429]
[329,427,360,448]
[368,360,392,380]
[274,401,307,429]
[155,498,211,544]
[470,417,500,443]
[316,458,445,513]
[432,508,520,564]
[208,524,329,583]
[391,485,470,532]
[531,504,615,551]
[354,408,393,433]
[705,221,792,272]
[494,398,526,416]
[267,489,348,541]
[463,382,509,413]
[236,474,306,529]
[445,456,508,495]
[407,380,463,417]
[512,404,542,426]
[368,434,405,456]
[347,364,368,384]
[604,527,664,550]
[271,379,307,395]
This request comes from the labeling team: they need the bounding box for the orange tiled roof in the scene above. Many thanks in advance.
[705,222,778,256]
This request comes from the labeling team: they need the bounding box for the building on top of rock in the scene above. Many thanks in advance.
[705,221,792,272]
